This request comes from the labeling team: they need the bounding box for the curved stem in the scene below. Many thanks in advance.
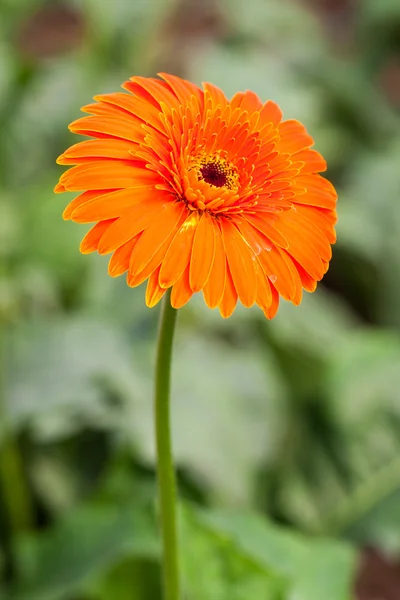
[154,289,180,600]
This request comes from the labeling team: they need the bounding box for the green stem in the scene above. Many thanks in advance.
[154,289,180,600]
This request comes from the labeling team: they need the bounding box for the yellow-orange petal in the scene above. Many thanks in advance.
[171,264,193,309]
[108,235,141,277]
[190,212,215,293]
[94,93,165,133]
[60,161,159,192]
[221,219,257,308]
[237,218,299,303]
[259,100,283,128]
[278,119,314,154]
[145,267,167,307]
[69,115,145,143]
[246,215,289,249]
[159,73,203,109]
[292,174,337,209]
[292,148,327,174]
[290,257,318,293]
[219,263,238,318]
[127,225,178,288]
[57,139,136,164]
[294,204,336,244]
[254,259,273,311]
[63,190,116,220]
[129,202,187,275]
[71,187,154,223]
[275,208,332,263]
[98,196,169,254]
[202,82,228,109]
[159,212,199,288]
[79,219,116,254]
[230,90,262,113]
[274,215,325,280]
[263,284,280,319]
[203,220,226,309]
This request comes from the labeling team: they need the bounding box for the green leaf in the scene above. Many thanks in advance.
[181,506,356,600]
[5,316,140,437]
[181,507,284,600]
[11,502,158,600]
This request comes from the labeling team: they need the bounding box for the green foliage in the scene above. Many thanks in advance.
[182,506,356,600]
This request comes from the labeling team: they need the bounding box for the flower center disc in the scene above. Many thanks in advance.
[200,161,228,188]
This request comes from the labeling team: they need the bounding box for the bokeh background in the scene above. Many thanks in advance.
[1,0,400,598]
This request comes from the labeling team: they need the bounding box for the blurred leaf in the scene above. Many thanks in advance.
[182,506,357,600]
[11,501,158,600]
[361,0,400,25]
[222,0,326,61]
[181,507,284,599]
[266,286,360,359]
[126,331,288,505]
[328,330,400,427]
[6,316,141,436]
[188,45,324,129]
[337,138,400,263]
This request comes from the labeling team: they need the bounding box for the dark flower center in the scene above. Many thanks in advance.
[200,161,228,188]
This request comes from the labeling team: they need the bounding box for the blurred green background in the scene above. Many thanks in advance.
[1,0,400,598]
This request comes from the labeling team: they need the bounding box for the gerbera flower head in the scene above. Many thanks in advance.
[55,73,337,318]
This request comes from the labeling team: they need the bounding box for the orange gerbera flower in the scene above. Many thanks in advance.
[55,73,337,318]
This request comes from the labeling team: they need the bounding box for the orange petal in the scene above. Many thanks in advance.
[219,263,238,318]
[203,220,226,309]
[145,267,167,308]
[220,219,257,308]
[63,190,116,220]
[122,79,167,109]
[203,83,228,109]
[108,235,141,277]
[130,76,181,111]
[293,174,337,209]
[230,90,262,112]
[159,212,200,288]
[254,260,273,311]
[246,215,289,249]
[290,256,318,293]
[127,225,178,288]
[69,115,145,143]
[71,187,156,223]
[237,218,299,303]
[79,219,116,254]
[129,202,187,275]
[54,182,66,193]
[60,162,159,191]
[159,73,203,109]
[276,209,332,262]
[189,212,215,293]
[292,148,327,174]
[278,119,314,154]
[98,196,169,254]
[293,204,337,244]
[273,214,325,280]
[57,139,136,164]
[171,264,193,309]
[94,93,165,133]
[263,284,280,319]
[259,100,283,128]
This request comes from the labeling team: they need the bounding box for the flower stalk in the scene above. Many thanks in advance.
[154,289,180,600]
